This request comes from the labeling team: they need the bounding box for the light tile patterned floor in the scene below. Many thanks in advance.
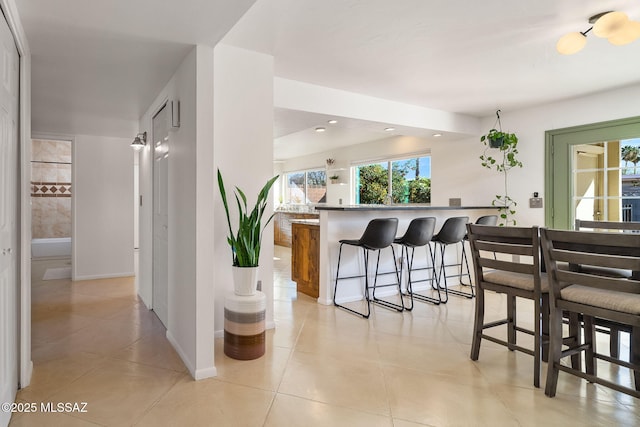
[9,248,640,426]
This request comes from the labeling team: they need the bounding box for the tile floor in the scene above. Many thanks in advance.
[9,247,640,426]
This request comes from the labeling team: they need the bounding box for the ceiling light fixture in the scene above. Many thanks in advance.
[384,127,395,132]
[433,133,442,137]
[327,119,338,124]
[130,132,147,150]
[557,11,640,55]
[315,127,326,132]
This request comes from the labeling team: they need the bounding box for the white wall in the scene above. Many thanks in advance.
[138,45,217,380]
[281,84,640,230]
[213,44,275,332]
[433,83,640,228]
[73,134,134,280]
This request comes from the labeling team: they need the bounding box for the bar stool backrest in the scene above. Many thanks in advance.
[359,218,399,250]
[435,216,469,244]
[398,217,436,247]
[476,215,498,226]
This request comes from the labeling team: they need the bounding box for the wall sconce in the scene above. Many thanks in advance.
[131,132,147,150]
[557,11,640,55]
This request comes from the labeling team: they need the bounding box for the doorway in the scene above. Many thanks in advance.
[152,104,169,327]
[30,138,72,281]
[545,116,640,229]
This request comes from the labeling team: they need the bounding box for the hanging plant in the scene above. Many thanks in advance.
[479,110,523,226]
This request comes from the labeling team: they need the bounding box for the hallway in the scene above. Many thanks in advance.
[9,249,640,426]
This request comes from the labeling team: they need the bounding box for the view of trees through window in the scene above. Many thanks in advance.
[285,169,327,204]
[355,155,431,204]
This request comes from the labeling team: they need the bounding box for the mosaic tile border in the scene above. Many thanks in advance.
[31,181,72,197]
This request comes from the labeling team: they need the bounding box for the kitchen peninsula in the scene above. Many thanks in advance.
[313,205,499,306]
[274,209,319,247]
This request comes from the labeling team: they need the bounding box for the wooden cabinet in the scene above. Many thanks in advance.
[274,212,319,247]
[291,221,320,298]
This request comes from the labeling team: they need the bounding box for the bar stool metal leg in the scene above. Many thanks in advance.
[435,241,473,300]
[371,245,404,311]
[394,217,439,307]
[333,242,372,318]
[404,244,441,306]
[432,216,473,301]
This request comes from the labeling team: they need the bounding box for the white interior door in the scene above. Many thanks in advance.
[0,10,19,427]
[152,104,169,327]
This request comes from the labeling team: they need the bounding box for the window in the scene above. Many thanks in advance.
[354,155,431,204]
[284,169,327,204]
[573,138,640,222]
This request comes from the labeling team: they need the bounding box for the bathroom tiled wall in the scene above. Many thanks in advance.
[31,139,72,239]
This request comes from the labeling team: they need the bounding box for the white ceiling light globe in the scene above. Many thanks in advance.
[556,32,587,55]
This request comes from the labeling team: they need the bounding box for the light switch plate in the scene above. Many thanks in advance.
[530,197,543,208]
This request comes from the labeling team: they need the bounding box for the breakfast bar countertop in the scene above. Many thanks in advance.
[315,205,497,211]
[289,218,320,225]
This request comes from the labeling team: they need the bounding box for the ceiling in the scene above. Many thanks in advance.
[18,0,257,137]
[15,0,640,157]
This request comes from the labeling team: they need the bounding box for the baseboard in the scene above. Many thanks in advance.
[166,330,196,377]
[20,360,33,389]
[72,272,135,281]
[166,330,218,380]
[266,320,275,330]
[194,366,218,380]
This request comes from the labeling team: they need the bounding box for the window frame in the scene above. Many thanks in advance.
[282,167,327,204]
[352,152,432,205]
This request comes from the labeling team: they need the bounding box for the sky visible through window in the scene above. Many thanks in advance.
[396,157,431,180]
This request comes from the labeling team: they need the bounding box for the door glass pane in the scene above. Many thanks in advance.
[572,138,640,222]
[621,138,640,221]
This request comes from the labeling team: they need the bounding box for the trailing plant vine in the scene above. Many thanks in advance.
[479,110,523,226]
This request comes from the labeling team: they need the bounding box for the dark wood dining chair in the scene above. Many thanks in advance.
[540,228,640,398]
[575,219,640,358]
[467,224,547,387]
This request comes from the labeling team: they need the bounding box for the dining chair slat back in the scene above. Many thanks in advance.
[466,224,545,387]
[540,227,640,398]
[573,220,640,358]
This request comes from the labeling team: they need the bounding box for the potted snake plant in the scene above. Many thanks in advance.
[218,169,279,295]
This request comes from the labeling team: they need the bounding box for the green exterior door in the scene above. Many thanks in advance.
[545,117,640,230]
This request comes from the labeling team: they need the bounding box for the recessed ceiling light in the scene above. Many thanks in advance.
[384,127,395,132]
[433,133,442,137]
[315,127,326,132]
[328,119,338,124]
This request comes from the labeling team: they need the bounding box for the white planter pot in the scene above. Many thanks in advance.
[232,266,258,296]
